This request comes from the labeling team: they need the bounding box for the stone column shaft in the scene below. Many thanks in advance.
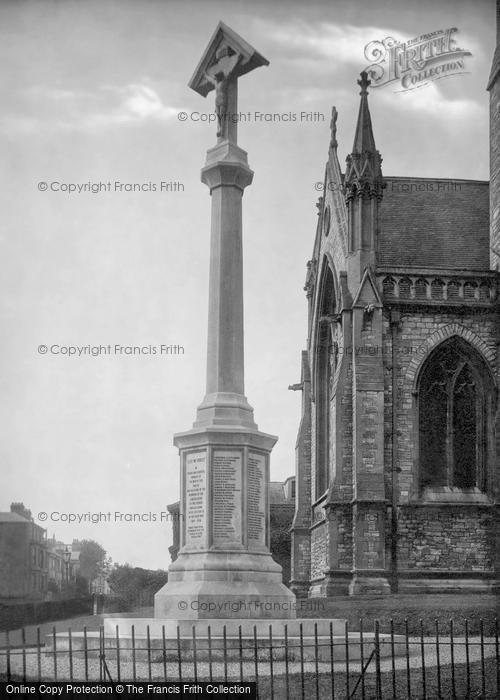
[206,172,245,396]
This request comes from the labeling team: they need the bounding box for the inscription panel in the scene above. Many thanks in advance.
[184,451,207,549]
[212,450,242,545]
[247,452,266,547]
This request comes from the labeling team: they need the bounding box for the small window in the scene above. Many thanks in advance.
[323,206,331,237]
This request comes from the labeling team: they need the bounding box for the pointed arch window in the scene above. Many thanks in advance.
[315,265,336,499]
[418,339,491,492]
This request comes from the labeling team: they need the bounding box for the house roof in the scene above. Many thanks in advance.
[378,177,490,270]
[0,512,31,523]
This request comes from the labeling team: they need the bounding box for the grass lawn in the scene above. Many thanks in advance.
[299,593,499,634]
[1,594,498,646]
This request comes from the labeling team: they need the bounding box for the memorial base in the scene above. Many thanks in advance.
[154,574,295,620]
[158,419,296,620]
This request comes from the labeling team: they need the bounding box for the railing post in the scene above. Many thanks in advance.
[480,618,486,699]
[253,625,259,692]
[115,625,121,683]
[176,625,182,681]
[420,619,426,700]
[314,622,319,700]
[208,625,213,683]
[36,627,42,681]
[360,617,366,700]
[300,622,305,700]
[131,624,137,683]
[192,625,198,684]
[329,621,335,699]
[269,625,274,700]
[495,618,499,698]
[390,618,395,700]
[21,627,26,683]
[162,625,167,681]
[238,624,244,683]
[435,619,441,700]
[98,626,103,683]
[344,620,350,700]
[6,629,11,681]
[83,626,89,682]
[405,618,411,699]
[68,627,74,682]
[223,625,228,684]
[284,624,290,699]
[52,626,58,682]
[147,624,152,682]
[374,619,382,700]
[465,618,470,698]
[450,618,456,699]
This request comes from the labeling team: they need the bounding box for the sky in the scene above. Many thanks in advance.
[0,0,495,569]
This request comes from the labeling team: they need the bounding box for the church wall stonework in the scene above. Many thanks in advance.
[397,508,495,572]
[389,312,497,501]
[310,522,328,581]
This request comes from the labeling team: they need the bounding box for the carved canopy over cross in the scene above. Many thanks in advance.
[189,21,269,97]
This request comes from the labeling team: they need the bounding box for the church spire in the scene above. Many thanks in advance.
[344,72,385,288]
[344,71,384,202]
[352,71,377,154]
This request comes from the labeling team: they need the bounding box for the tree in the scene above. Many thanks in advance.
[75,540,107,587]
[108,564,168,607]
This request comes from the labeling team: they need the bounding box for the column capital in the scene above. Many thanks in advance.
[201,141,254,192]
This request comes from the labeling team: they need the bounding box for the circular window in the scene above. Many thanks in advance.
[323,205,331,237]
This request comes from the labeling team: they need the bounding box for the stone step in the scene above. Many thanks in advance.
[103,617,349,638]
[44,621,406,663]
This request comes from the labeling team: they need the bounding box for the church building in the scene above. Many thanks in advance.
[290,23,499,597]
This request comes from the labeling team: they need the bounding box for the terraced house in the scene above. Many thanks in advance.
[290,26,500,597]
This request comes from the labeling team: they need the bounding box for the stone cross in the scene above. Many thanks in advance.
[154,22,295,620]
[188,22,269,145]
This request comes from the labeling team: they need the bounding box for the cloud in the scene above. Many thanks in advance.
[0,83,179,134]
[90,84,178,126]
[378,80,483,120]
[254,18,402,70]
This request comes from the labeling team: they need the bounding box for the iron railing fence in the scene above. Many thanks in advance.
[0,618,499,699]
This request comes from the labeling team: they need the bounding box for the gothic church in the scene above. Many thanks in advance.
[290,18,500,597]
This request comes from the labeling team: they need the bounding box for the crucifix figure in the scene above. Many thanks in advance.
[204,45,241,140]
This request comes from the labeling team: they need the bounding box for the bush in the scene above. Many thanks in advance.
[0,597,92,631]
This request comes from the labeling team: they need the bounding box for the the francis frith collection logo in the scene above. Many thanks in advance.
[364,28,472,91]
